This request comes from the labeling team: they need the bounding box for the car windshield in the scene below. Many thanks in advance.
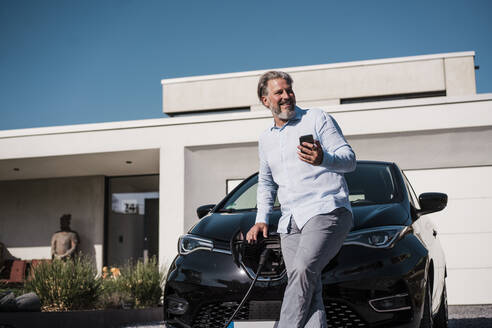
[219,163,397,211]
[344,163,398,206]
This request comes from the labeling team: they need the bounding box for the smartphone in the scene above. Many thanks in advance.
[299,134,314,146]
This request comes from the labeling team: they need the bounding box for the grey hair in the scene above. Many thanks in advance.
[257,71,293,101]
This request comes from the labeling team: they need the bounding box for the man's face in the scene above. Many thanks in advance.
[262,78,296,121]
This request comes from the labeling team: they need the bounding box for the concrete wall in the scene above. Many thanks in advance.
[184,143,258,231]
[348,126,492,170]
[0,176,105,269]
[162,52,475,114]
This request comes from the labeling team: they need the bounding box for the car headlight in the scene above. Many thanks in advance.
[178,234,214,255]
[344,226,410,248]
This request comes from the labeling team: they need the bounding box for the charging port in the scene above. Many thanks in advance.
[232,232,286,281]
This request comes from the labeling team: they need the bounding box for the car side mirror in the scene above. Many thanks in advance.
[197,204,215,219]
[418,192,448,215]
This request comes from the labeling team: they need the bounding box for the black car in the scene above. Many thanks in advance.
[164,161,449,328]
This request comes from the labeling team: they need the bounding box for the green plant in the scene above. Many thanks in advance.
[98,277,132,309]
[119,257,165,308]
[25,256,101,311]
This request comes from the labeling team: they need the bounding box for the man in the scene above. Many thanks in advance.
[246,71,356,328]
[51,214,80,260]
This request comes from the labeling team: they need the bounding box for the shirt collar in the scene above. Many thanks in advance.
[270,106,303,131]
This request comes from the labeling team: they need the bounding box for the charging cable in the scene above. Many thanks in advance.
[222,248,272,328]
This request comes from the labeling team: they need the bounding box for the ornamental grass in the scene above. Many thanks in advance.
[24,256,165,311]
[118,256,165,308]
[25,255,101,311]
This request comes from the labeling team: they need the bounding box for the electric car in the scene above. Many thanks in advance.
[164,161,449,328]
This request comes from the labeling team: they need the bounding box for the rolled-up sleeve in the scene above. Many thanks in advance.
[256,140,278,224]
[317,112,356,173]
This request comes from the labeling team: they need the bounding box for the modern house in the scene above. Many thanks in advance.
[1,51,491,305]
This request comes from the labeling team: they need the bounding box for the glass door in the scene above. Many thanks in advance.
[106,175,159,267]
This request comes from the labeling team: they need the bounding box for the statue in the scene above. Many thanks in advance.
[51,214,79,260]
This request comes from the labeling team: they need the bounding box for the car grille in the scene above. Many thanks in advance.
[192,299,367,328]
[325,300,368,327]
[192,301,249,328]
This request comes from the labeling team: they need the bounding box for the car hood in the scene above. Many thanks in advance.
[190,203,409,242]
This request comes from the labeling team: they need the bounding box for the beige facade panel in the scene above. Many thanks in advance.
[163,74,259,113]
[292,59,445,101]
[161,52,476,114]
[445,56,477,96]
[163,59,446,114]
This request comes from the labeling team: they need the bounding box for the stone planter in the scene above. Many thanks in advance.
[0,307,163,328]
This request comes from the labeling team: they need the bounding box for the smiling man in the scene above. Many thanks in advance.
[246,71,356,327]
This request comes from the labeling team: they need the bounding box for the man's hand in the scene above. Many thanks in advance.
[297,140,323,166]
[246,223,268,243]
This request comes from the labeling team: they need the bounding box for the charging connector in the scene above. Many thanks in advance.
[223,248,272,328]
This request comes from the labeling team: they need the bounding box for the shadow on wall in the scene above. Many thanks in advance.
[0,242,19,261]
[77,230,96,261]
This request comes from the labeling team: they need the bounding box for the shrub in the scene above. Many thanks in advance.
[118,257,165,308]
[98,277,132,309]
[25,256,101,311]
[98,266,131,309]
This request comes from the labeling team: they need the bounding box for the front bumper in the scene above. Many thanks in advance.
[164,233,428,328]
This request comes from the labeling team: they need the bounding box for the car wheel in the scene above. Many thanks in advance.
[420,280,433,328]
[433,282,449,328]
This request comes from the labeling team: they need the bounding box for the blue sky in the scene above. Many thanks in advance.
[1,0,491,130]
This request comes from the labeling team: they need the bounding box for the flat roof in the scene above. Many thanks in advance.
[161,51,475,84]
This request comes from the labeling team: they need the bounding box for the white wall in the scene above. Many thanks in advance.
[405,167,492,305]
[184,143,258,231]
[348,127,492,170]
[0,176,105,270]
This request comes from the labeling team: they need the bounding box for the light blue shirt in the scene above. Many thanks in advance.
[256,107,356,233]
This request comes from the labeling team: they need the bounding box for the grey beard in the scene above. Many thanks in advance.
[277,109,296,120]
[271,104,296,120]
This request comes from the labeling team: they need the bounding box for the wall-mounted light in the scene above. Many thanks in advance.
[125,161,133,164]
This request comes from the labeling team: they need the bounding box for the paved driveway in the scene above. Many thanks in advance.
[449,305,492,327]
[123,305,492,328]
